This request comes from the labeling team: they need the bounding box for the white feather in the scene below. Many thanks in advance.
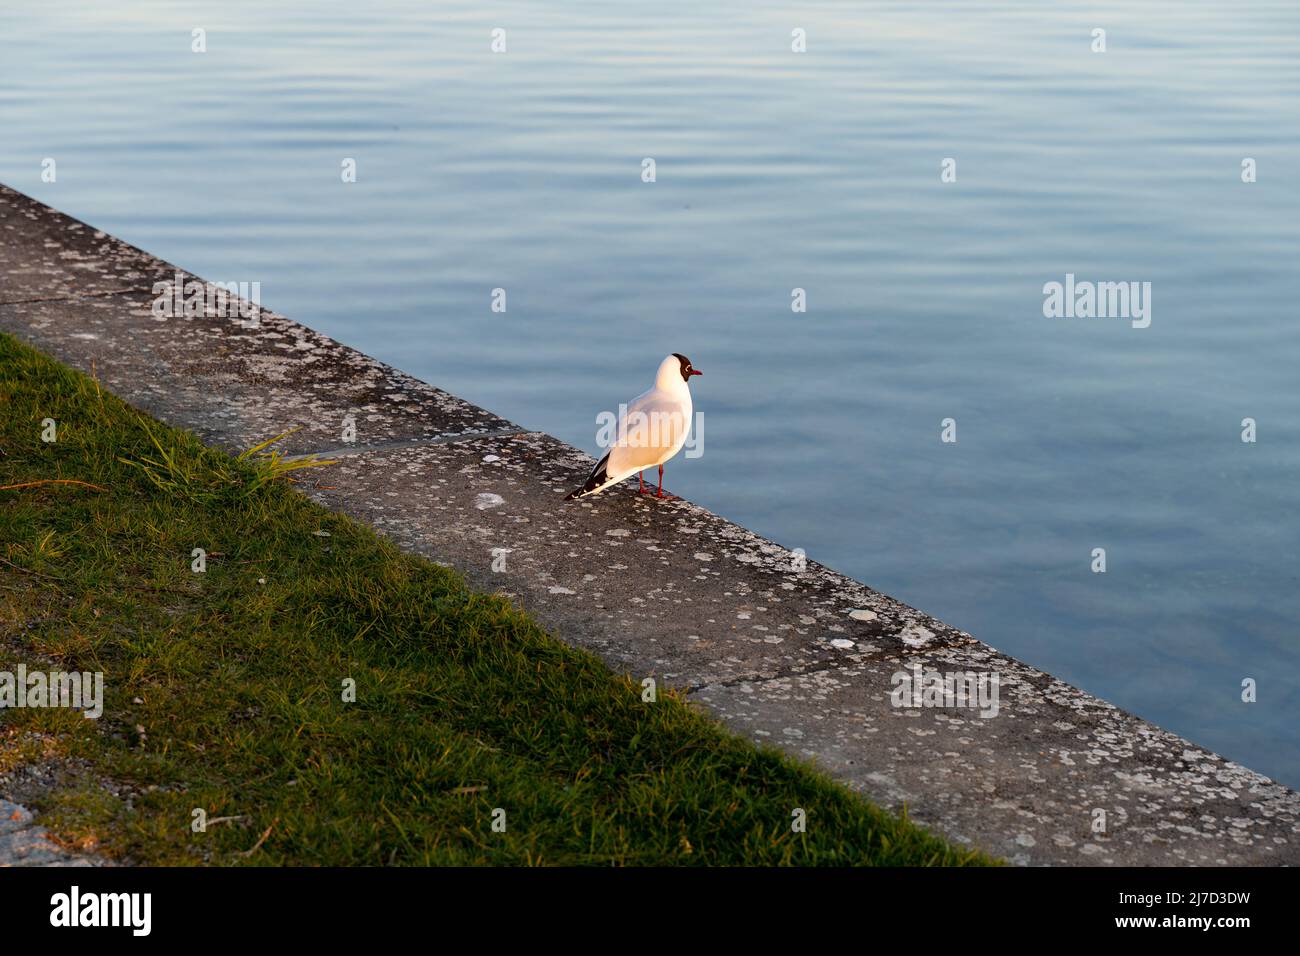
[569,355,697,498]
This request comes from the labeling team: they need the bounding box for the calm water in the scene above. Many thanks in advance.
[3,2,1298,786]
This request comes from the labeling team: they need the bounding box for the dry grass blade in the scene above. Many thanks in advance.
[237,819,278,858]
[0,480,109,492]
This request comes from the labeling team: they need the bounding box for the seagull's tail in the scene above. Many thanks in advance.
[565,451,615,500]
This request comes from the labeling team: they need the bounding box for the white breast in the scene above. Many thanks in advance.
[606,383,693,479]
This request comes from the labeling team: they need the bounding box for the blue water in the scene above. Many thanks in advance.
[3,1,1298,787]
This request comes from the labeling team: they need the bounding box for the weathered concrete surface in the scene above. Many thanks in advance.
[0,290,515,458]
[3,182,1298,865]
[0,194,172,305]
[694,647,1300,865]
[0,800,99,867]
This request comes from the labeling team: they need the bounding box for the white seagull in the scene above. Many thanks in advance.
[566,353,702,500]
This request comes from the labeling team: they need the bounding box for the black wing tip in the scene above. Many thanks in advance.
[564,482,598,501]
[564,452,611,501]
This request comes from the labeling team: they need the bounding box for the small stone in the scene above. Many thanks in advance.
[848,609,877,622]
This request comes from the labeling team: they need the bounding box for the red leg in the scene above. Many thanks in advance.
[657,463,665,498]
[638,471,649,494]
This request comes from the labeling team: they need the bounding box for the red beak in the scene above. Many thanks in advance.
[690,369,703,376]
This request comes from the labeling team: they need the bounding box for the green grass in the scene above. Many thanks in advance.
[0,332,994,866]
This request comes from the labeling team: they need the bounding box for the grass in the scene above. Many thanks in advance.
[118,420,333,503]
[0,332,994,866]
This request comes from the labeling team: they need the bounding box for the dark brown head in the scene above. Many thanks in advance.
[672,353,702,382]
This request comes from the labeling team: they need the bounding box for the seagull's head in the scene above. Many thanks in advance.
[665,353,702,386]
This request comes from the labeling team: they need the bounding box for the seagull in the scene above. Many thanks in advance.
[565,353,702,500]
